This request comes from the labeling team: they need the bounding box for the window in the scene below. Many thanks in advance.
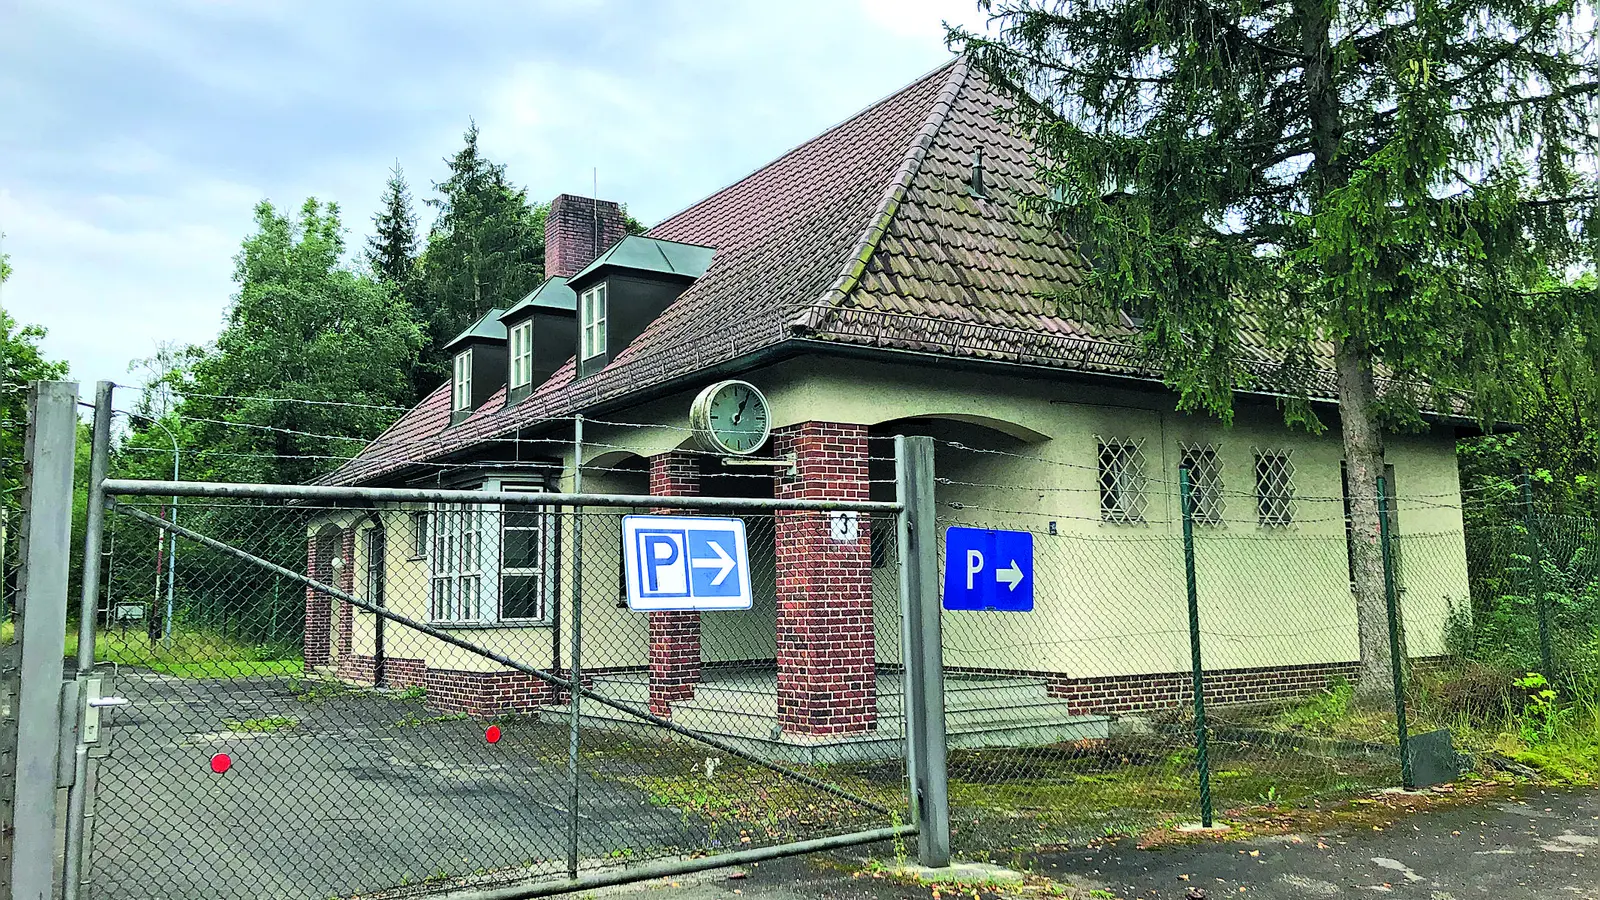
[429,503,487,623]
[364,528,385,607]
[581,284,607,360]
[452,349,473,411]
[1179,443,1224,525]
[409,511,428,559]
[426,493,553,625]
[509,320,533,389]
[499,503,550,622]
[1098,437,1147,523]
[1254,450,1296,527]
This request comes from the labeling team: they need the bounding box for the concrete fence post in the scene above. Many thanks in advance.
[896,435,949,867]
[6,381,80,900]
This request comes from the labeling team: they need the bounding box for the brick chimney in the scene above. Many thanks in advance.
[545,194,627,279]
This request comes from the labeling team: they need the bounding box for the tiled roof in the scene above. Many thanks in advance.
[320,56,1360,487]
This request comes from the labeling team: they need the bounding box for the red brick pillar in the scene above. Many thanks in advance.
[303,534,330,668]
[336,528,355,659]
[773,422,875,735]
[647,453,702,717]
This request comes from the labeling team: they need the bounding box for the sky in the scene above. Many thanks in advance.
[0,0,990,390]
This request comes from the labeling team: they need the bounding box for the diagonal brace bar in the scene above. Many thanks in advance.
[107,499,893,815]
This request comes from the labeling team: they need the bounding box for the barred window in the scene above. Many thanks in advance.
[1098,437,1147,523]
[1255,450,1296,527]
[1179,443,1224,525]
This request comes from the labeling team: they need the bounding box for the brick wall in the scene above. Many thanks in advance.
[773,422,876,736]
[647,452,702,717]
[303,534,330,668]
[940,660,1366,716]
[425,668,559,717]
[545,194,627,279]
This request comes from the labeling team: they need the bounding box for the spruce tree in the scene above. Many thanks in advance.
[954,0,1599,693]
[417,123,546,387]
[366,162,418,288]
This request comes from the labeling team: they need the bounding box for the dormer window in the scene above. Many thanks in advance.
[508,320,533,390]
[452,349,473,411]
[581,284,607,361]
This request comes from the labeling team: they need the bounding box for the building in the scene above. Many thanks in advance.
[307,57,1473,754]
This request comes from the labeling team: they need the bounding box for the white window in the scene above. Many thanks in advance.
[429,503,489,623]
[581,284,607,360]
[409,511,428,558]
[509,320,533,389]
[426,492,554,625]
[1098,437,1147,524]
[452,349,473,411]
[1179,443,1225,525]
[364,529,385,606]
[1255,450,1296,527]
[499,487,554,622]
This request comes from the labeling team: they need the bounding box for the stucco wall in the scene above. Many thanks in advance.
[332,354,1469,686]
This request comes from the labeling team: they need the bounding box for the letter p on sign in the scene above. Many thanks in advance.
[966,549,984,590]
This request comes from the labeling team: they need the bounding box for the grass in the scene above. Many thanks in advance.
[0,619,302,678]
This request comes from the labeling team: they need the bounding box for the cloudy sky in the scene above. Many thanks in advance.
[0,0,988,389]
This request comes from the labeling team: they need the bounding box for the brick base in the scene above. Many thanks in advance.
[649,611,701,716]
[425,668,561,717]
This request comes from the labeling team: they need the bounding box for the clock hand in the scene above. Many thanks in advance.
[733,395,749,425]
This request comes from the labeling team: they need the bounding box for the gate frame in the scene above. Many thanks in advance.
[69,393,952,898]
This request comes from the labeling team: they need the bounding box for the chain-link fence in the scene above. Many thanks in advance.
[916,436,1600,852]
[86,496,910,900]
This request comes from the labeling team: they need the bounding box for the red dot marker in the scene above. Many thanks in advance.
[485,725,502,744]
[210,753,232,774]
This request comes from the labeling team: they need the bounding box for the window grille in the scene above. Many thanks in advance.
[1255,449,1296,527]
[1179,442,1224,525]
[1098,437,1147,524]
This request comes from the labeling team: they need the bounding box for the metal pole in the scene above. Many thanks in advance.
[895,435,949,868]
[10,380,79,900]
[1179,467,1213,828]
[162,426,177,649]
[63,381,113,900]
[1522,472,1554,682]
[566,415,584,878]
[1377,475,1413,790]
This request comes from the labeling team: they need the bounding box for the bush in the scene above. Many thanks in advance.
[1416,662,1521,725]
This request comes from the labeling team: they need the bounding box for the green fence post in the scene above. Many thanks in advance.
[1179,467,1213,827]
[1521,472,1554,682]
[1376,475,1413,789]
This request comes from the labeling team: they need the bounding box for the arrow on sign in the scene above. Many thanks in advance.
[996,560,1024,591]
[691,540,736,586]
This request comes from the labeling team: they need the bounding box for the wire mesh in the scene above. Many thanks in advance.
[88,497,907,900]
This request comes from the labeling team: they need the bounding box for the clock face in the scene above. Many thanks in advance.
[693,381,770,455]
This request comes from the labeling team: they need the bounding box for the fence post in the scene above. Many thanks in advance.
[1521,472,1554,682]
[7,380,80,900]
[566,415,584,879]
[1178,468,1213,827]
[62,381,113,900]
[1376,475,1413,790]
[895,435,949,868]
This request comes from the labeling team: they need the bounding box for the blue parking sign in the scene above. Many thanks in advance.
[623,515,752,611]
[942,527,1034,611]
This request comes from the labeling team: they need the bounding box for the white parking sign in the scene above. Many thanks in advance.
[622,515,753,611]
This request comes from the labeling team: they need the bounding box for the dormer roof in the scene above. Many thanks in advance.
[567,235,716,287]
[500,278,577,321]
[442,307,508,352]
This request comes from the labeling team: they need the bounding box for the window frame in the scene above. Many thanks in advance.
[428,502,490,624]
[580,284,608,361]
[1254,449,1296,527]
[1178,443,1225,526]
[497,485,555,624]
[1097,436,1147,524]
[408,510,428,559]
[508,319,534,389]
[364,527,385,607]
[452,349,474,411]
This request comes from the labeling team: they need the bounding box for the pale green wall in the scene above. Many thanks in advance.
[329,353,1469,683]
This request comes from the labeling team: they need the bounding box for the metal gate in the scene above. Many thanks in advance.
[12,381,949,900]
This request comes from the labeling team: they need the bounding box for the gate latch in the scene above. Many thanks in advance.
[83,676,129,744]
